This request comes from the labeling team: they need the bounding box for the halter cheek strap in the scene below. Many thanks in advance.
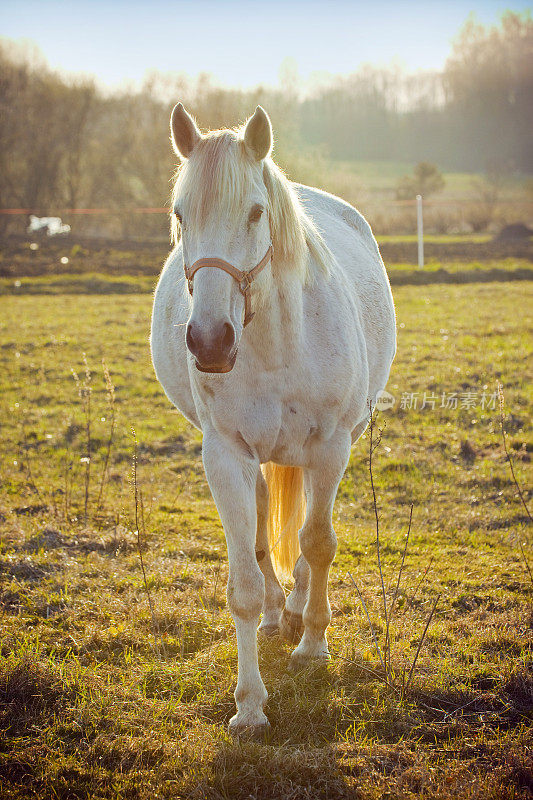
[184,244,273,327]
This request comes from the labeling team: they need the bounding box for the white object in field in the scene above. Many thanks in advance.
[28,216,71,237]
[416,194,424,268]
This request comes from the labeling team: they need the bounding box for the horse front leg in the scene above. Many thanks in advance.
[202,429,269,737]
[290,429,352,669]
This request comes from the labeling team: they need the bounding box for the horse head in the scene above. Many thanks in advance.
[170,104,273,373]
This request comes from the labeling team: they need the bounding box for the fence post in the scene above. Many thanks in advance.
[416,194,424,268]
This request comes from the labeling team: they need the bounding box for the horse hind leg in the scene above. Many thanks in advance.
[279,554,309,643]
[290,431,351,670]
[256,471,285,637]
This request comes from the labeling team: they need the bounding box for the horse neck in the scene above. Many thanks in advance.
[246,263,304,367]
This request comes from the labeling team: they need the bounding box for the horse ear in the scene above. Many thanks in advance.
[170,103,201,158]
[243,106,272,161]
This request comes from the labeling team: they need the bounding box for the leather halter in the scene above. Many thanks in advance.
[184,244,273,327]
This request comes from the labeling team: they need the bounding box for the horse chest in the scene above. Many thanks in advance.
[194,339,356,465]
[269,402,322,465]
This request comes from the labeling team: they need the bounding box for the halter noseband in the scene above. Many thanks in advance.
[184,244,273,327]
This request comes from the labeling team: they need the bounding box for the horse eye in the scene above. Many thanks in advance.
[248,205,263,224]
[174,211,183,224]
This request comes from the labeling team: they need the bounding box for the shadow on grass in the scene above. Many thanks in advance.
[181,645,533,799]
[187,740,351,800]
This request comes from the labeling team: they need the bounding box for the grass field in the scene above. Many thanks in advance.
[0,278,532,798]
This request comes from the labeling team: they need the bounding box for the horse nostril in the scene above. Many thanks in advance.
[186,320,235,363]
[186,321,198,355]
[221,322,235,352]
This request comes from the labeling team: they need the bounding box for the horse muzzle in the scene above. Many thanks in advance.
[186,319,238,373]
[194,346,238,374]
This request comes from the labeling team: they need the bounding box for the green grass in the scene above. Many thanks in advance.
[0,279,532,798]
[0,272,156,295]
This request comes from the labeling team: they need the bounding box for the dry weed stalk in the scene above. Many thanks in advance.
[497,383,532,524]
[95,360,116,518]
[348,404,439,697]
[131,427,161,654]
[347,571,387,677]
[63,460,73,522]
[19,422,44,504]
[406,555,435,612]
[385,503,413,669]
[497,383,532,587]
[72,354,92,525]
[367,403,388,649]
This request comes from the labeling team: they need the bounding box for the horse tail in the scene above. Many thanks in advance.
[261,462,306,579]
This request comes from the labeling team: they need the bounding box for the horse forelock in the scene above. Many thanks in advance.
[173,132,250,226]
[171,127,333,283]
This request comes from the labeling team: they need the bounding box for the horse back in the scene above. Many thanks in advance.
[296,182,396,379]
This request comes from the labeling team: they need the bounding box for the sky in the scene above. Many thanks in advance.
[0,0,530,90]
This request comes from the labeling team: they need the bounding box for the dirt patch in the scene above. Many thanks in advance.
[1,234,532,279]
[380,239,533,264]
[494,223,533,242]
[388,265,533,285]
[0,235,167,278]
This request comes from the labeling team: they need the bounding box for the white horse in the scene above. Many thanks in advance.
[150,104,396,737]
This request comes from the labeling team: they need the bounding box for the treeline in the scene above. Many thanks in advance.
[0,11,531,237]
[302,12,532,171]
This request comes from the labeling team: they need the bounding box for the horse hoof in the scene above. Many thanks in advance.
[228,717,271,740]
[279,609,304,644]
[258,623,279,638]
